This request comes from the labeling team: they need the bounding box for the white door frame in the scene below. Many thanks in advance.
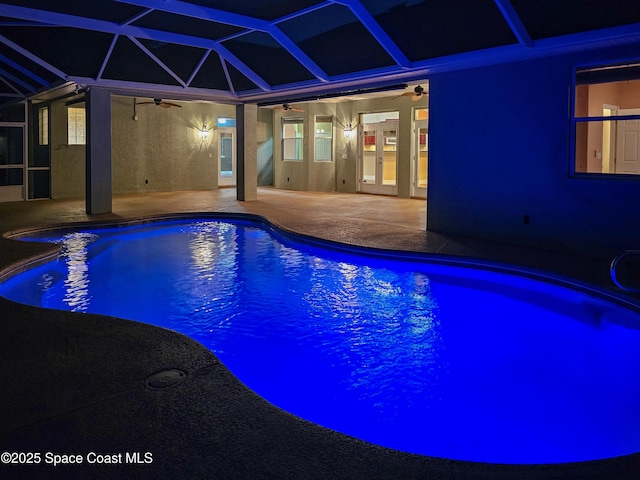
[602,104,618,174]
[218,127,236,186]
[358,122,398,195]
[412,119,428,198]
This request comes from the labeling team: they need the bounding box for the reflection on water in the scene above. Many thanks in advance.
[56,232,98,312]
[183,222,239,330]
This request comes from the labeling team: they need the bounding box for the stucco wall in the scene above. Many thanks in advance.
[271,106,313,192]
[50,100,85,199]
[427,45,640,255]
[269,93,425,196]
[111,96,235,194]
[50,96,244,199]
[344,94,423,198]
[256,107,273,186]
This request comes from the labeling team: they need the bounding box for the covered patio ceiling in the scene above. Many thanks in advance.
[1,0,640,107]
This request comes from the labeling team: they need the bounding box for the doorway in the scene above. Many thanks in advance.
[218,127,236,186]
[615,108,640,174]
[358,122,398,195]
[412,119,428,198]
[0,124,25,202]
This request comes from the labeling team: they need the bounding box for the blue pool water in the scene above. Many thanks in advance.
[2,217,640,464]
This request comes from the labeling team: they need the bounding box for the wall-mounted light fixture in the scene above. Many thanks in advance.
[343,122,355,139]
[200,124,209,140]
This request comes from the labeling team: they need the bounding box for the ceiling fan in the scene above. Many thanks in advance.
[399,85,427,101]
[276,103,304,113]
[136,98,182,108]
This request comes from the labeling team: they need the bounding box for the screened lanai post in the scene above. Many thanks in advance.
[236,103,258,201]
[85,87,113,214]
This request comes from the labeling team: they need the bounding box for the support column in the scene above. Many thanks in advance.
[236,103,258,201]
[85,87,112,214]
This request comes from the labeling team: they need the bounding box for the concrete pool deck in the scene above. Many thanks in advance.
[1,188,639,479]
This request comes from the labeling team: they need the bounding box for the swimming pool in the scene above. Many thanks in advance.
[2,216,640,465]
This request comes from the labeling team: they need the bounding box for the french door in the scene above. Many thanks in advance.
[359,122,397,195]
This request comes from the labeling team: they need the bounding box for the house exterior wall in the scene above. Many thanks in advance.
[308,103,338,193]
[51,96,240,199]
[270,94,424,196]
[335,102,357,193]
[50,100,85,199]
[111,96,232,194]
[427,44,640,255]
[257,107,274,186]
[271,105,323,192]
[343,94,424,198]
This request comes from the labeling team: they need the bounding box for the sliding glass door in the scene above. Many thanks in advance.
[0,125,25,202]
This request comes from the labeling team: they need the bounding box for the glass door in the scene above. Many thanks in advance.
[413,120,428,198]
[218,128,236,187]
[0,125,25,202]
[29,103,50,199]
[359,123,397,195]
[361,125,378,193]
[381,128,397,195]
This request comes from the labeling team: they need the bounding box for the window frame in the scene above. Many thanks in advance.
[282,116,304,162]
[67,106,86,146]
[571,59,640,179]
[314,115,333,163]
[38,106,49,146]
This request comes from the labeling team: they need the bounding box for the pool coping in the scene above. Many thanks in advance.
[2,211,640,479]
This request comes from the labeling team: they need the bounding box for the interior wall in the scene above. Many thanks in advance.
[427,45,640,255]
[585,82,619,172]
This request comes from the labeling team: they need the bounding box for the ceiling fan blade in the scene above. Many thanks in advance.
[291,108,305,113]
[136,102,155,106]
[163,101,182,108]
[412,94,423,101]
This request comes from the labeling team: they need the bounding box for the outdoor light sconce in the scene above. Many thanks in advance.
[200,124,209,140]
[343,122,355,139]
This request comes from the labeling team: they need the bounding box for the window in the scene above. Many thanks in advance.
[217,117,236,127]
[68,107,86,145]
[414,108,428,121]
[314,115,333,162]
[573,63,640,176]
[282,117,303,161]
[38,106,48,145]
